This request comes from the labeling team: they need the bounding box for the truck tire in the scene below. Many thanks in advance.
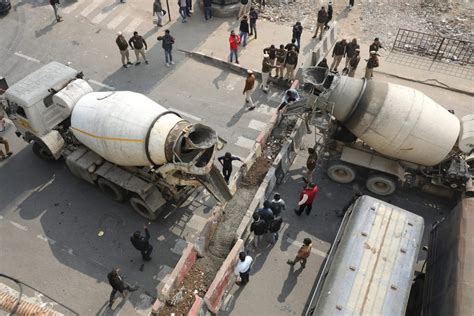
[129,196,159,221]
[366,174,397,196]
[327,162,356,184]
[97,178,126,202]
[32,141,54,161]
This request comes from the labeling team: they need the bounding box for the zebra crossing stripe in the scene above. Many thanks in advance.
[123,17,143,34]
[107,11,132,30]
[62,1,83,14]
[80,0,105,17]
[91,4,121,24]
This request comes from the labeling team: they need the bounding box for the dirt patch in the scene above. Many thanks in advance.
[161,265,207,315]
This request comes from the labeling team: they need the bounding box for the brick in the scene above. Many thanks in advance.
[187,295,204,316]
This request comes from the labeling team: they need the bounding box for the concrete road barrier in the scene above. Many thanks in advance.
[204,239,244,314]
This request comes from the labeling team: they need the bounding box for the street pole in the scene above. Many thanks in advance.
[166,0,171,22]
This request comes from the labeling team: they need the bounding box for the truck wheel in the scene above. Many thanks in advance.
[32,141,54,161]
[97,178,126,202]
[129,197,159,221]
[327,162,356,184]
[366,174,397,196]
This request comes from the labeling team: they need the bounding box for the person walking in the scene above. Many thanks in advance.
[116,32,132,68]
[312,6,327,40]
[152,0,163,27]
[157,29,175,67]
[260,54,275,93]
[186,0,192,16]
[234,252,253,286]
[270,193,286,217]
[287,238,312,268]
[229,30,241,64]
[344,38,360,69]
[324,1,333,30]
[365,51,379,79]
[130,225,153,261]
[49,0,63,22]
[284,46,298,82]
[249,7,258,39]
[239,16,249,47]
[295,182,318,216]
[275,44,286,79]
[218,152,243,184]
[203,0,212,20]
[237,0,249,19]
[0,114,13,161]
[178,0,188,22]
[243,69,256,110]
[250,213,267,247]
[107,268,138,308]
[257,200,274,226]
[305,147,317,181]
[330,39,347,72]
[269,216,283,244]
[348,0,355,9]
[369,37,383,53]
[128,32,148,65]
[347,49,361,77]
[292,22,303,49]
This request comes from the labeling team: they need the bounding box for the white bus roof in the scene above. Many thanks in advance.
[313,195,424,315]
[4,62,78,108]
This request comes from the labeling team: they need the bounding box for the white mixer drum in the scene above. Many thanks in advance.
[71,91,184,166]
[329,78,461,166]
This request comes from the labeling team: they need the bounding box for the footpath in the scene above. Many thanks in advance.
[219,131,349,316]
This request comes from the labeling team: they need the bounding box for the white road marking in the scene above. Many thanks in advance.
[154,265,173,281]
[91,5,121,24]
[168,108,202,121]
[255,104,274,115]
[123,17,143,34]
[287,237,328,258]
[80,0,104,17]
[235,136,255,149]
[9,221,28,231]
[14,52,40,63]
[37,177,55,192]
[89,79,115,90]
[0,215,3,220]
[107,11,131,30]
[62,0,83,14]
[37,234,57,245]
[248,119,268,131]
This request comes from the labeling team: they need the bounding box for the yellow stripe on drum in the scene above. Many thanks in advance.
[70,127,145,143]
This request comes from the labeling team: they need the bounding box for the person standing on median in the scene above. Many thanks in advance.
[49,0,63,22]
[295,182,318,216]
[218,152,244,184]
[330,39,347,73]
[249,7,258,39]
[287,238,312,268]
[116,32,133,68]
[129,32,148,65]
[243,69,256,110]
[157,29,175,67]
[130,225,153,261]
[234,251,253,286]
[153,0,164,27]
[229,30,241,64]
[107,268,138,308]
[312,6,327,40]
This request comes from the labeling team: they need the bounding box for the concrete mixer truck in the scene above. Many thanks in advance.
[0,62,232,220]
[299,69,474,197]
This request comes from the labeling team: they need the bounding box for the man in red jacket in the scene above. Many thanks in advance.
[295,182,318,216]
[229,30,241,64]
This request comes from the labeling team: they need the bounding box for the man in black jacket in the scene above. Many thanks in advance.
[250,213,267,247]
[128,32,148,65]
[218,152,244,184]
[312,7,327,40]
[116,32,132,68]
[130,225,153,261]
[330,39,347,72]
[108,268,137,308]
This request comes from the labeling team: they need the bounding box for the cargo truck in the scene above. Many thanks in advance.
[0,62,232,220]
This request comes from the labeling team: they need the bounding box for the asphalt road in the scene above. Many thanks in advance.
[0,1,282,314]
